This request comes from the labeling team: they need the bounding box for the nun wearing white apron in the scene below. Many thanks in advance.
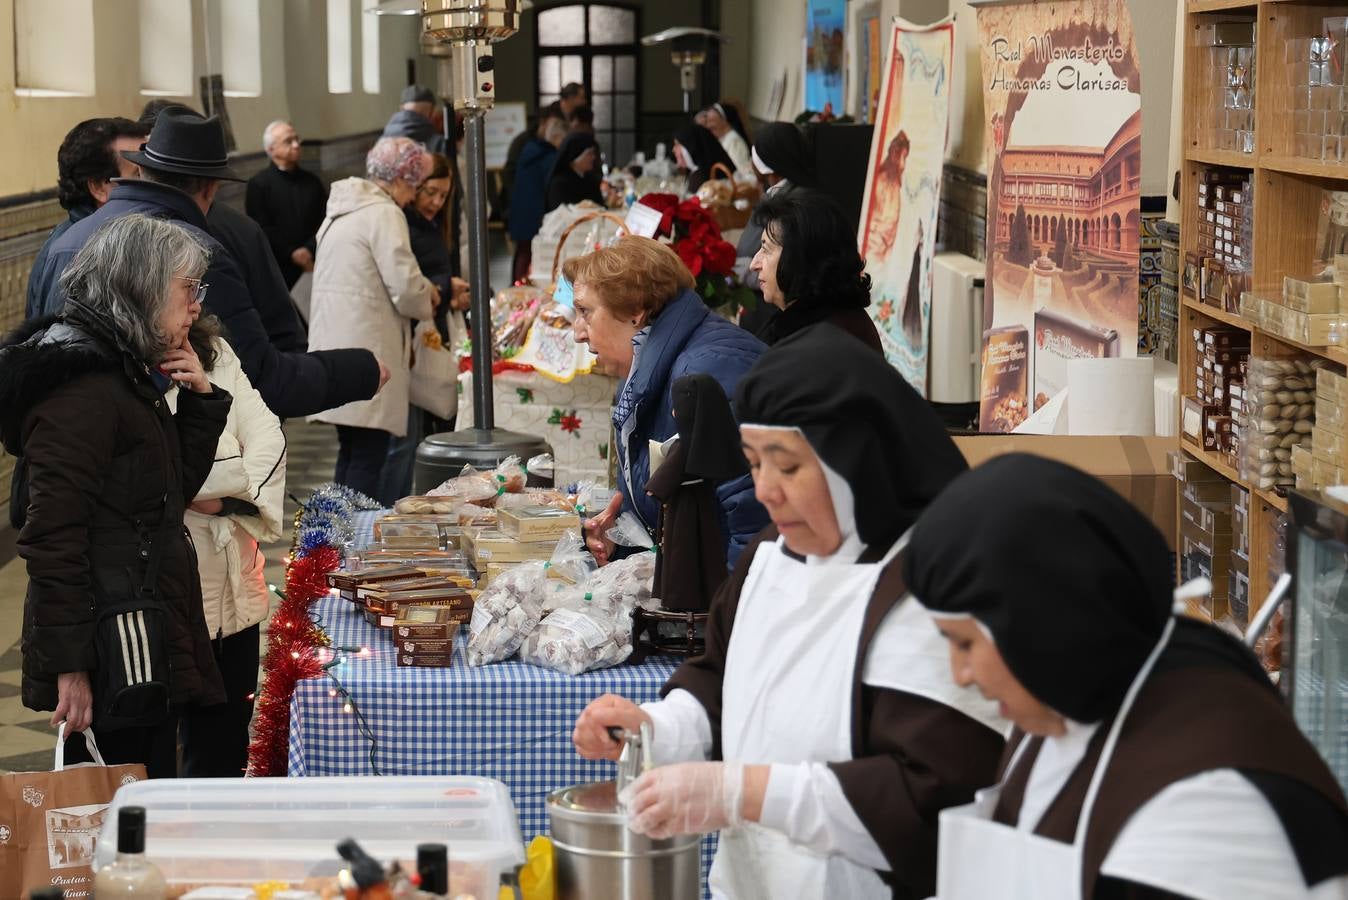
[573,324,1007,900]
[904,454,1348,900]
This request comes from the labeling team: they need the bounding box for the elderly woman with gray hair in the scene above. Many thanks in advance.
[308,135,440,502]
[0,214,232,777]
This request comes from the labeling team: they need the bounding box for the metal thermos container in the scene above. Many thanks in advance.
[546,780,701,900]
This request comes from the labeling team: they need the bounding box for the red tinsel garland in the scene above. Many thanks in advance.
[246,543,341,776]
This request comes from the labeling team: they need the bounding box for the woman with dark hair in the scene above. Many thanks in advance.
[574,326,1004,900]
[0,214,231,777]
[736,123,815,336]
[544,132,604,213]
[906,454,1348,900]
[748,189,883,352]
[673,123,736,193]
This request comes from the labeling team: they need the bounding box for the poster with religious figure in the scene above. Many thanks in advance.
[857,16,955,395]
[975,0,1141,432]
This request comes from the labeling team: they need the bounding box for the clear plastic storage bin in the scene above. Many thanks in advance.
[94,776,524,897]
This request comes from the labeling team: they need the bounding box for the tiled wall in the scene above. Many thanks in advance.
[0,131,381,527]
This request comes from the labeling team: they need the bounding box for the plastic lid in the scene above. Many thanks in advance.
[119,806,147,854]
[417,843,448,894]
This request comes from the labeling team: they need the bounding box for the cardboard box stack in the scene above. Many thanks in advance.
[463,527,558,587]
[1182,325,1250,470]
[1186,170,1253,313]
[392,606,460,667]
[1312,367,1348,488]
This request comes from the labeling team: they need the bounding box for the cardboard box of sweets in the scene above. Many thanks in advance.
[327,565,423,601]
[396,636,456,656]
[394,605,460,641]
[464,529,557,564]
[354,575,458,602]
[497,505,578,542]
[363,587,473,618]
[397,652,454,668]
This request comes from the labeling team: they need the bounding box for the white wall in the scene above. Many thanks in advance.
[0,0,422,199]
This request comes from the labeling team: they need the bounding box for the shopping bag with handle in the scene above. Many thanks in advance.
[0,724,146,900]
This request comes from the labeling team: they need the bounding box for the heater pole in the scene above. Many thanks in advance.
[463,109,494,433]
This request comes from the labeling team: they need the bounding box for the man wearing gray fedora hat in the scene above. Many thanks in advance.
[31,108,387,420]
[382,84,448,156]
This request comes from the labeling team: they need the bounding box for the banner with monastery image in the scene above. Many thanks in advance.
[857,16,955,395]
[975,0,1140,432]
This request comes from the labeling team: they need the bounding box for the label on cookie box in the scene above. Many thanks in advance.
[978,325,1029,432]
[1032,309,1120,412]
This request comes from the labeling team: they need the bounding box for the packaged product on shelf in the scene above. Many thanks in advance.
[551,550,657,617]
[465,560,550,666]
[355,574,461,602]
[1237,357,1325,492]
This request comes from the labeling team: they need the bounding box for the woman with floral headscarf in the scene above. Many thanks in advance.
[308,136,440,502]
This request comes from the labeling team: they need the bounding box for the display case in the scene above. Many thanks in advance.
[1286,490,1348,793]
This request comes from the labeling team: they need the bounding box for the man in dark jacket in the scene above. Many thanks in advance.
[24,117,149,320]
[383,85,448,155]
[140,103,308,350]
[508,107,568,283]
[245,120,328,290]
[30,109,385,419]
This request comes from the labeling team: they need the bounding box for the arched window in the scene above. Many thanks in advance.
[537,2,640,168]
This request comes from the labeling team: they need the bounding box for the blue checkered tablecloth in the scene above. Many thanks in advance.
[288,513,717,888]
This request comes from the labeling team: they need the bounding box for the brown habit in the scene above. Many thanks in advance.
[664,526,1005,900]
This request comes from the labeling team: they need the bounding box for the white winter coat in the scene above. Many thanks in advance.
[307,177,437,436]
[170,339,287,640]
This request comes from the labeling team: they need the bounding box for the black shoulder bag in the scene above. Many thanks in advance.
[90,522,174,731]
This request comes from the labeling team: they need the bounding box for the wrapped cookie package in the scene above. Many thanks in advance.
[1236,355,1330,493]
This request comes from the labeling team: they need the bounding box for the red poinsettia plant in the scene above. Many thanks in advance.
[638,193,755,313]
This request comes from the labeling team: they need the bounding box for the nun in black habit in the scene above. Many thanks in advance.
[673,123,736,194]
[905,454,1348,900]
[645,374,748,613]
[572,325,1006,900]
[544,132,604,213]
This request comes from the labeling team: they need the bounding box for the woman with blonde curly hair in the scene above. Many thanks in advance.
[308,136,441,501]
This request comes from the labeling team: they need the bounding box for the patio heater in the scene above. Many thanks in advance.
[640,26,730,113]
[411,0,553,489]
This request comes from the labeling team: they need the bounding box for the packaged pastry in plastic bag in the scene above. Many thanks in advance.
[520,607,633,676]
[553,551,656,617]
[466,560,549,666]
[545,529,597,584]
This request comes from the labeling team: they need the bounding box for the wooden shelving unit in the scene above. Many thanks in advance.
[1179,0,1348,622]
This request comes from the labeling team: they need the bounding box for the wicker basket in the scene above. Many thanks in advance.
[701,162,756,232]
[550,210,632,286]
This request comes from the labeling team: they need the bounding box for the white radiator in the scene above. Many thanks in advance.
[929,252,985,404]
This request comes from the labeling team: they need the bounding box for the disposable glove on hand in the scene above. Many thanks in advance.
[626,761,744,839]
